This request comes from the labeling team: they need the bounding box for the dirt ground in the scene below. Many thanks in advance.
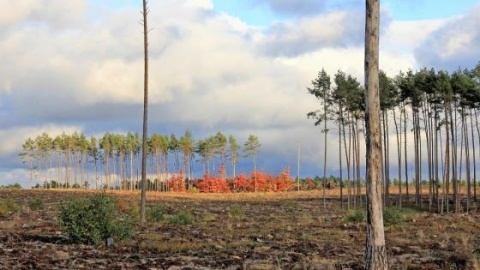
[0,189,479,270]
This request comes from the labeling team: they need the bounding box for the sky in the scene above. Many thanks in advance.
[1,0,479,187]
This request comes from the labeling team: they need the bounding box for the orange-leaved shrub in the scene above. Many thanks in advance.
[168,174,186,192]
[275,167,293,191]
[234,173,251,192]
[198,167,230,193]
[232,168,293,192]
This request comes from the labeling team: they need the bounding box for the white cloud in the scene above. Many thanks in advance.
[0,0,86,26]
[184,0,214,10]
[0,125,82,157]
[414,4,480,69]
[382,19,448,53]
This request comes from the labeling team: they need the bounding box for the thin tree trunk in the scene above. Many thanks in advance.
[445,105,451,213]
[339,119,344,209]
[140,0,149,226]
[323,93,328,209]
[364,0,387,267]
[384,111,390,206]
[356,118,362,206]
[404,107,409,203]
[393,109,402,207]
[464,113,471,213]
[345,112,352,209]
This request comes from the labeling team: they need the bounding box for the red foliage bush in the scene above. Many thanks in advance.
[198,166,230,193]
[198,167,294,193]
[305,177,316,190]
[168,174,186,192]
[275,168,293,191]
[234,173,251,192]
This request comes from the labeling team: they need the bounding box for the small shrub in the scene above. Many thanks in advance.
[147,205,164,222]
[345,209,365,223]
[28,198,45,210]
[167,210,193,225]
[383,207,404,227]
[0,198,21,215]
[228,205,245,219]
[383,207,419,227]
[58,193,135,245]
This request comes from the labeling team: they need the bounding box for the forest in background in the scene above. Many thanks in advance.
[17,62,480,213]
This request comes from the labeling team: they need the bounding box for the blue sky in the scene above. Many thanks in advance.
[0,0,479,187]
[212,0,480,25]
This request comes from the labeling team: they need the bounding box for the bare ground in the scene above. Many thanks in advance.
[0,189,479,269]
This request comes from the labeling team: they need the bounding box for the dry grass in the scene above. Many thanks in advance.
[1,189,480,269]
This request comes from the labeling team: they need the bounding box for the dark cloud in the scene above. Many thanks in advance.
[255,6,392,58]
[256,11,363,57]
[414,5,480,71]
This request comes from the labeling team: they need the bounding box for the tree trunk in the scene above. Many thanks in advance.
[383,110,390,206]
[393,108,402,207]
[339,117,344,208]
[403,107,409,202]
[323,94,328,210]
[140,0,149,226]
[355,118,362,206]
[445,104,451,213]
[465,113,471,213]
[364,0,388,268]
[345,111,353,209]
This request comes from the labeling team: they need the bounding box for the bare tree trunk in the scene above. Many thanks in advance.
[339,118,344,208]
[345,112,353,209]
[464,113,471,213]
[355,118,362,206]
[403,107,409,202]
[383,110,390,206]
[364,0,387,268]
[140,0,149,226]
[445,104,451,213]
[323,93,328,209]
[351,117,358,208]
[393,108,402,207]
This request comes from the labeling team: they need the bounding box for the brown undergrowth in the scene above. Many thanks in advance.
[0,189,479,269]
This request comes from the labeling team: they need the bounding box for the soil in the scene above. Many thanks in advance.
[0,189,479,270]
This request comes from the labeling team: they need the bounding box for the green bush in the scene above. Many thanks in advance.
[147,205,164,222]
[345,209,365,223]
[58,193,135,245]
[383,207,404,227]
[167,210,193,225]
[28,198,44,210]
[0,198,21,215]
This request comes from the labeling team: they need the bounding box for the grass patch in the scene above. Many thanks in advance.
[228,205,245,219]
[166,210,194,225]
[28,198,45,210]
[280,199,298,208]
[140,239,205,253]
[114,198,140,222]
[0,198,21,215]
[147,204,164,222]
[345,209,365,223]
[202,212,216,222]
[383,207,419,227]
